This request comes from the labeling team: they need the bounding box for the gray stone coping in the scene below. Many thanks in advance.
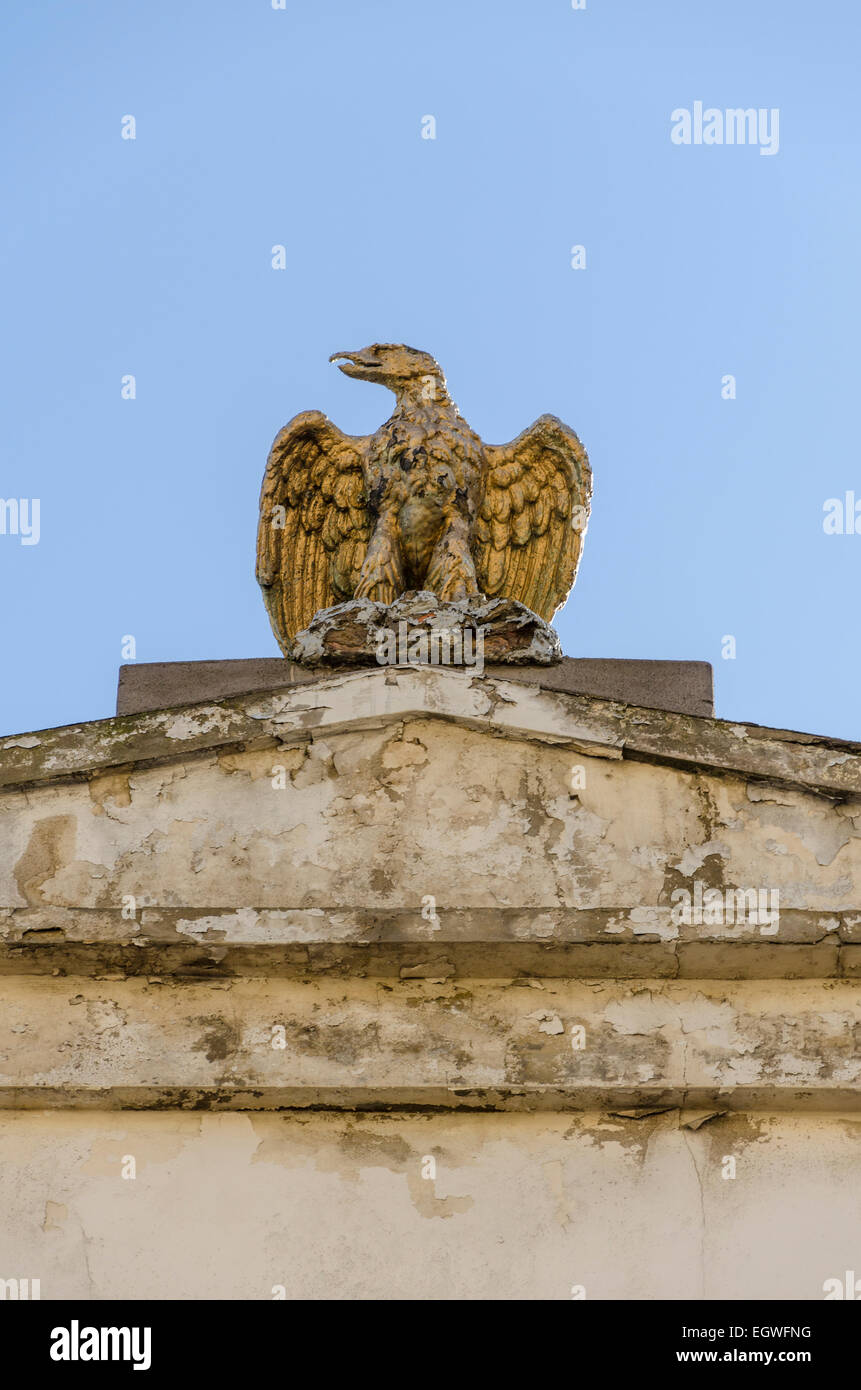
[116,655,715,719]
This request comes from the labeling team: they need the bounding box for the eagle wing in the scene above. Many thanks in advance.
[256,411,371,652]
[472,414,592,622]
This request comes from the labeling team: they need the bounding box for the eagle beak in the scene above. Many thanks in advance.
[329,349,383,380]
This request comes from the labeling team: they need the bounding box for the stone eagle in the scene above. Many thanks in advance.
[256,344,592,653]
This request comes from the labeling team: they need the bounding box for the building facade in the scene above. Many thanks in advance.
[1,663,860,1299]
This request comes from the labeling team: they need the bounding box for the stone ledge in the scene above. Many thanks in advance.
[116,655,715,719]
[2,666,859,797]
[2,975,858,1111]
[1,906,858,979]
[4,1086,859,1112]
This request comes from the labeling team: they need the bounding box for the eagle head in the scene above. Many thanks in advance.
[329,343,443,391]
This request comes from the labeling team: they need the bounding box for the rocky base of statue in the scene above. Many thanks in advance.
[288,591,563,670]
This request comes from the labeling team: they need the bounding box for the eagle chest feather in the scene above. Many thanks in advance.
[368,415,483,517]
[365,416,482,581]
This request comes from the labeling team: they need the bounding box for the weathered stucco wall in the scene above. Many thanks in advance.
[2,1110,860,1300]
[5,714,861,916]
[1,667,860,1297]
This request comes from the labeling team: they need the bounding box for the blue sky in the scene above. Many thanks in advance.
[1,0,859,739]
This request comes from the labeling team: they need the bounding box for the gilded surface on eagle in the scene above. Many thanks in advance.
[256,345,592,653]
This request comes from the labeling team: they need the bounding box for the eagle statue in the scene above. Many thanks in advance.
[256,344,592,654]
